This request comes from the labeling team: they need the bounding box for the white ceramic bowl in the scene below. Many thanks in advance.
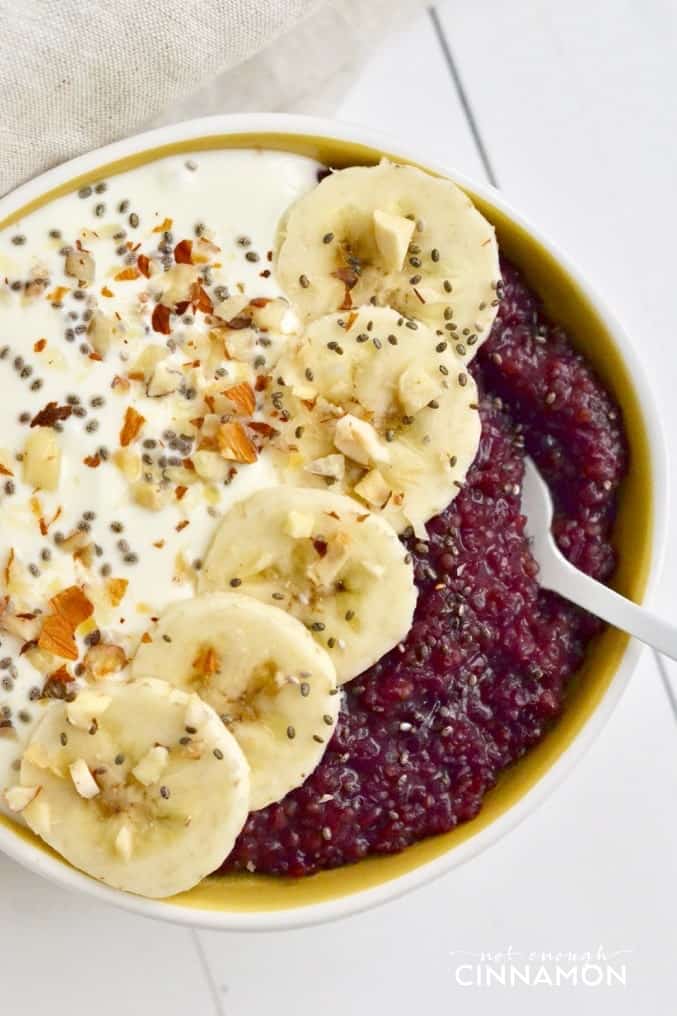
[0,114,667,930]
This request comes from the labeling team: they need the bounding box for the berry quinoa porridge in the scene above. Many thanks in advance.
[225,257,626,877]
[0,149,627,898]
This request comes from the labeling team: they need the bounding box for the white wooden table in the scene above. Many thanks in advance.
[2,4,676,1011]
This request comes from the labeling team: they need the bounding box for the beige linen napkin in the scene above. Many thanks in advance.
[0,0,423,198]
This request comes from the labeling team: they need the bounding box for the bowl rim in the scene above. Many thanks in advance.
[0,112,668,931]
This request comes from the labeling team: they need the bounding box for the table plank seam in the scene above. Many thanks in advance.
[428,6,499,187]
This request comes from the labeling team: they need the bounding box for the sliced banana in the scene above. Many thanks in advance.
[198,488,417,685]
[268,307,481,535]
[276,161,501,358]
[17,678,250,899]
[132,593,339,810]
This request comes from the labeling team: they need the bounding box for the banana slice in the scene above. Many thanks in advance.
[198,488,417,685]
[16,678,249,899]
[268,307,481,535]
[132,593,339,810]
[276,161,501,358]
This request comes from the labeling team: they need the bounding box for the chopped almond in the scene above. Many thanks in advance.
[65,250,95,283]
[192,645,220,678]
[119,406,145,447]
[83,642,127,681]
[49,665,73,684]
[33,338,47,353]
[106,578,128,607]
[38,613,78,660]
[224,382,256,416]
[112,374,131,394]
[137,254,151,278]
[151,303,171,334]
[50,586,94,628]
[140,631,152,644]
[217,422,257,464]
[101,286,114,298]
[30,402,72,429]
[190,281,213,315]
[113,266,139,282]
[174,239,193,264]
[175,485,188,501]
[152,217,173,233]
[0,463,13,477]
[83,453,102,468]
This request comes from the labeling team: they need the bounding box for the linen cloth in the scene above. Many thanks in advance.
[0,0,423,197]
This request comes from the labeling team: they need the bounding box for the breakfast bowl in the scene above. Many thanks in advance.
[0,113,666,930]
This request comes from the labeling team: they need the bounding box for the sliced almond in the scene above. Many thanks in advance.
[50,586,94,628]
[223,382,256,416]
[38,613,78,661]
[217,422,257,464]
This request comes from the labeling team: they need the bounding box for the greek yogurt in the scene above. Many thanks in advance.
[0,149,320,804]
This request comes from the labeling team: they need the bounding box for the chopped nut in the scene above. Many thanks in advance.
[284,511,314,539]
[334,414,390,467]
[65,250,95,283]
[354,468,392,508]
[132,745,169,786]
[217,421,257,464]
[4,785,41,813]
[23,427,61,491]
[119,407,145,446]
[147,361,181,398]
[305,453,345,480]
[115,824,134,861]
[66,688,112,730]
[106,577,128,607]
[38,613,78,660]
[192,450,231,482]
[83,642,127,681]
[373,210,415,271]
[132,481,171,511]
[88,313,125,357]
[112,448,141,481]
[223,382,256,416]
[50,586,94,628]
[69,758,100,799]
[398,364,441,416]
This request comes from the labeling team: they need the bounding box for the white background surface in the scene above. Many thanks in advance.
[1,3,676,1011]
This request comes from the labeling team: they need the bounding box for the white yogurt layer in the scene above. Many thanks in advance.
[0,148,321,805]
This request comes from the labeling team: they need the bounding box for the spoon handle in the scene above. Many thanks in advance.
[547,555,677,661]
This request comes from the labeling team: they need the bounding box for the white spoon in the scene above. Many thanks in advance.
[522,457,676,660]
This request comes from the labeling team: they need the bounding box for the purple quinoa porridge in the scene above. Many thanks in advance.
[224,256,628,878]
